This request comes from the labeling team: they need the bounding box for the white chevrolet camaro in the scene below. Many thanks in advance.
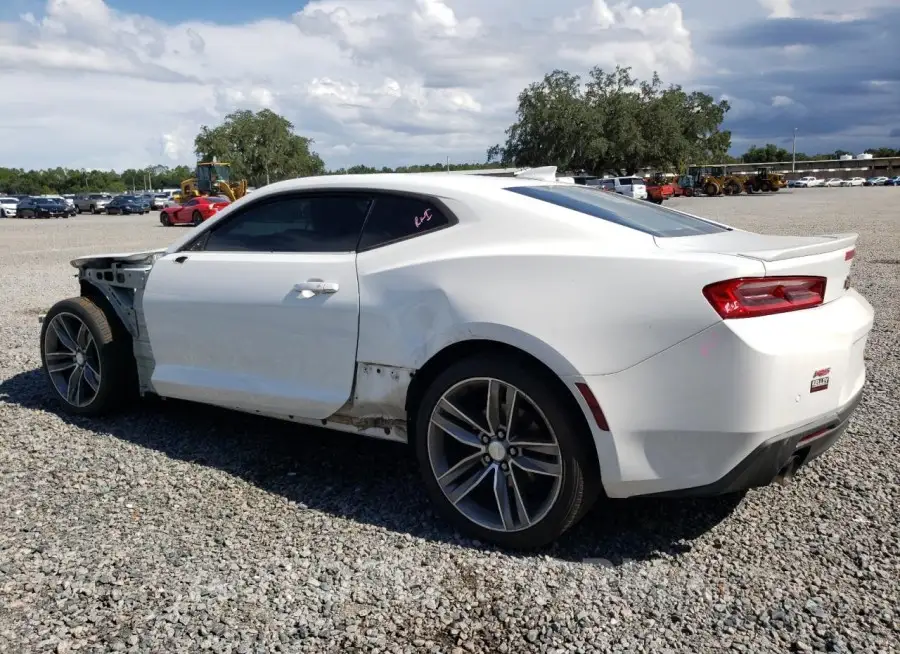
[40,172,874,549]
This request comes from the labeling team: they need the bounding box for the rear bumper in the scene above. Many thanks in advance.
[571,289,874,498]
[643,388,863,497]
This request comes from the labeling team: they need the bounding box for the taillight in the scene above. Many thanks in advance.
[845,248,855,261]
[703,276,826,319]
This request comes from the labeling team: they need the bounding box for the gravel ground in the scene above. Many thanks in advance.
[1,189,898,654]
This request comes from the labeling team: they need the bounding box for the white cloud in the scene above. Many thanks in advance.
[758,0,794,18]
[1,0,895,171]
[0,0,695,170]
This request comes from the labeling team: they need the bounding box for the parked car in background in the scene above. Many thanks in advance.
[39,173,873,548]
[16,197,70,218]
[883,176,900,186]
[823,178,843,187]
[160,195,231,226]
[150,194,169,210]
[596,177,648,200]
[794,176,823,188]
[74,193,113,214]
[0,196,19,217]
[840,177,866,187]
[105,195,150,215]
[43,195,78,217]
[864,177,889,186]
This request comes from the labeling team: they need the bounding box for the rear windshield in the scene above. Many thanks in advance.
[506,185,730,238]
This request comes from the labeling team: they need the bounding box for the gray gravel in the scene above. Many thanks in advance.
[1,190,898,654]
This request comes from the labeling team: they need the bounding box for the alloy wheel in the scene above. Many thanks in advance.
[426,377,563,533]
[43,312,102,408]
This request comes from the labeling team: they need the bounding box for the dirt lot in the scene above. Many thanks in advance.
[1,188,898,654]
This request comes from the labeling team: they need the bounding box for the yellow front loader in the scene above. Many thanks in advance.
[180,162,248,203]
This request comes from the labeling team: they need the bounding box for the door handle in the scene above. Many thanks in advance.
[174,255,188,264]
[293,280,339,297]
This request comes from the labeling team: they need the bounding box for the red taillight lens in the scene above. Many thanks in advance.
[845,248,855,261]
[703,276,826,319]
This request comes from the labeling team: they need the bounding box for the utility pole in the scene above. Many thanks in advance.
[792,128,798,172]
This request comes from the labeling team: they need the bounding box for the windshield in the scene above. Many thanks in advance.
[0,198,16,203]
[121,196,140,201]
[506,185,729,238]
[35,198,60,205]
[197,164,231,189]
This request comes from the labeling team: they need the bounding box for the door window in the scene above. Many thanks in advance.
[200,194,372,253]
[357,194,451,250]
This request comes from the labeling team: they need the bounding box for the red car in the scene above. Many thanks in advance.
[160,196,230,227]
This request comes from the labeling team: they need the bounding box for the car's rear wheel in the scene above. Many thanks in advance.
[414,356,599,549]
[40,297,133,416]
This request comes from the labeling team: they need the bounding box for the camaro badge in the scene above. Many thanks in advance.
[810,367,831,393]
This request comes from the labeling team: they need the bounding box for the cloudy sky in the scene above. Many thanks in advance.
[1,0,898,171]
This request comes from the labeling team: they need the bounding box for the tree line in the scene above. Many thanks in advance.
[2,67,898,195]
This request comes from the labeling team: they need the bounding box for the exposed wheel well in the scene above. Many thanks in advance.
[79,281,140,391]
[404,339,600,474]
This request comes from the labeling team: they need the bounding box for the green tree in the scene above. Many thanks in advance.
[737,144,790,163]
[194,109,325,187]
[865,147,898,158]
[489,66,731,175]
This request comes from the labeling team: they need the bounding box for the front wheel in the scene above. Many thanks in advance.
[191,211,202,226]
[160,212,171,226]
[414,356,600,549]
[40,297,134,416]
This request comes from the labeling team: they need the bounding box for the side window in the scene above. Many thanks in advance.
[201,194,372,253]
[184,199,198,206]
[358,194,451,250]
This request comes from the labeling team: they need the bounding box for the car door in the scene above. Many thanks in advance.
[175,199,193,223]
[177,199,196,222]
[141,191,373,419]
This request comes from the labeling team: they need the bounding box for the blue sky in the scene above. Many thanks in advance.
[1,0,898,171]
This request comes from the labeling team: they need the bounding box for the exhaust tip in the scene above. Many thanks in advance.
[775,456,801,486]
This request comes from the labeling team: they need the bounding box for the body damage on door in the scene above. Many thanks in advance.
[64,249,413,442]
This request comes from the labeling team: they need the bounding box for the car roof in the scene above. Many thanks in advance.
[241,172,545,203]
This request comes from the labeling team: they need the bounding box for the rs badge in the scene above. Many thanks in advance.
[810,367,831,393]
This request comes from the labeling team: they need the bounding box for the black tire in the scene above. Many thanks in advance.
[191,210,202,226]
[40,297,134,416]
[160,212,171,226]
[760,181,772,192]
[90,205,96,214]
[414,355,600,549]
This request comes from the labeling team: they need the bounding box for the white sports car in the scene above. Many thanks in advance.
[40,173,874,548]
